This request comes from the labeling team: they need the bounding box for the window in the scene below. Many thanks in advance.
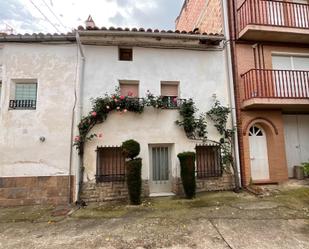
[119,48,133,61]
[96,146,126,182]
[119,81,139,97]
[196,145,222,178]
[161,82,179,108]
[9,82,37,110]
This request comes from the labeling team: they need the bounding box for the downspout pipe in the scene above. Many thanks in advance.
[221,0,242,189]
[75,31,86,202]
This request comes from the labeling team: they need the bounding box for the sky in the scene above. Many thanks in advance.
[0,0,184,34]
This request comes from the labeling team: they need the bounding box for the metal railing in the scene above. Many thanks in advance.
[196,144,223,179]
[237,0,309,33]
[242,69,309,100]
[9,100,36,109]
[96,146,126,183]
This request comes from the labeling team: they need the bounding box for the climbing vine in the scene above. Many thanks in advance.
[207,98,240,190]
[175,99,207,140]
[74,88,208,154]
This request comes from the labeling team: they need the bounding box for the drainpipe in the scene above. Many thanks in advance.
[75,31,86,202]
[221,0,242,189]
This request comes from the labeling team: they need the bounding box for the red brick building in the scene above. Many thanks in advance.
[177,0,309,186]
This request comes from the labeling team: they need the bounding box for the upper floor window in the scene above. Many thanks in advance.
[161,81,180,108]
[9,81,37,110]
[119,80,139,97]
[119,48,133,61]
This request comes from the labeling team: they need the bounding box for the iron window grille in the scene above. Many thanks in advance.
[96,146,126,182]
[195,144,223,178]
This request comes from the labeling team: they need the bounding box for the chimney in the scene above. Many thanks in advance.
[85,15,95,28]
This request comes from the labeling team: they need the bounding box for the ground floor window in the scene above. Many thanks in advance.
[96,146,126,182]
[196,144,222,178]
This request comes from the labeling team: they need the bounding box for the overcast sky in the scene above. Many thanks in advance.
[0,0,184,34]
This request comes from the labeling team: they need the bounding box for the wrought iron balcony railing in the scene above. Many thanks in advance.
[238,0,309,33]
[242,69,309,100]
[9,100,37,109]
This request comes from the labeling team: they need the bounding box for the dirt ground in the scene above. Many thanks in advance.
[1,181,309,249]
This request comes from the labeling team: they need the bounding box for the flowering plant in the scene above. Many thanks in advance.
[74,87,226,155]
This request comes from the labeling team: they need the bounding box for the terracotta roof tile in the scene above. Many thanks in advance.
[77,25,223,37]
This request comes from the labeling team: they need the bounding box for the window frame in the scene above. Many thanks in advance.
[9,79,38,110]
[118,47,133,61]
[96,146,126,183]
[160,81,180,109]
[195,144,223,179]
[119,80,139,97]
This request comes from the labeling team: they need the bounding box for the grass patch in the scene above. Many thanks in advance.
[265,187,309,209]
[0,205,54,223]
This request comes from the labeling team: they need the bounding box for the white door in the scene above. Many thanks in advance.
[249,125,270,181]
[284,115,309,177]
[149,145,172,194]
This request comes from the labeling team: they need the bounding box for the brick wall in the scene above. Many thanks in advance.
[176,0,223,34]
[0,176,74,207]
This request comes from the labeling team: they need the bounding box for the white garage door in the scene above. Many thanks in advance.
[283,115,309,177]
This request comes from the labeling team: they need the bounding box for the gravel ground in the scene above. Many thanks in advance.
[0,186,309,249]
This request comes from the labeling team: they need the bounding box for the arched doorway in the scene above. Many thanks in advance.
[249,125,270,181]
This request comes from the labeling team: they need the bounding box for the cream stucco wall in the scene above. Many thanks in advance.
[0,43,77,177]
[82,45,231,181]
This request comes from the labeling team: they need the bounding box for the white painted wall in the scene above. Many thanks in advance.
[0,43,77,177]
[82,45,231,181]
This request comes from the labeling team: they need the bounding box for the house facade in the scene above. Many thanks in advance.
[77,26,236,202]
[177,0,309,185]
[0,34,77,206]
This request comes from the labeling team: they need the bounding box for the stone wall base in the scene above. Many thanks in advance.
[0,176,74,207]
[172,172,235,196]
[81,173,235,203]
[81,180,149,203]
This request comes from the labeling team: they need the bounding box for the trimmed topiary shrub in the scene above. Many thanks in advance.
[122,139,141,159]
[177,152,196,199]
[126,158,142,205]
[122,139,142,205]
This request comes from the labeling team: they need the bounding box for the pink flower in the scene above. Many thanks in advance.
[173,97,178,103]
[120,95,125,100]
[112,95,116,99]
[114,99,118,103]
[91,112,97,117]
[127,91,133,97]
[106,105,110,109]
[74,136,80,142]
[123,109,127,113]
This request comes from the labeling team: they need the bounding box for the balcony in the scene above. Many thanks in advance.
[237,0,309,43]
[242,69,309,110]
[9,100,36,110]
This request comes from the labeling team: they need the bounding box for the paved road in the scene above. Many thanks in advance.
[0,189,309,249]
